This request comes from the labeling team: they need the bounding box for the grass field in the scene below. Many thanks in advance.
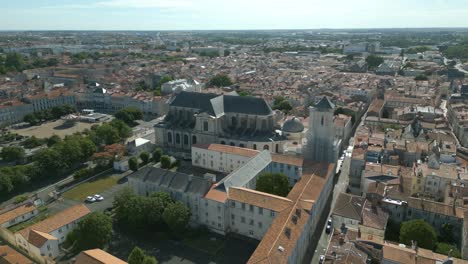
[62,175,119,201]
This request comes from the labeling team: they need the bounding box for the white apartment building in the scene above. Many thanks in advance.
[0,204,38,229]
[191,144,303,185]
[15,204,90,259]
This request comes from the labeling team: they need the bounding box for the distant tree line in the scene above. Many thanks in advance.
[0,52,60,74]
[23,104,76,126]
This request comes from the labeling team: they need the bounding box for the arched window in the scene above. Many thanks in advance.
[275,144,279,153]
[321,116,324,126]
[184,135,189,145]
[192,135,197,145]
[203,121,209,131]
[221,141,226,145]
[230,142,235,146]
[176,133,180,144]
[253,144,257,150]
[263,145,269,150]
[167,132,173,143]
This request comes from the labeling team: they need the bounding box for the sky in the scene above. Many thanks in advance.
[1,0,468,30]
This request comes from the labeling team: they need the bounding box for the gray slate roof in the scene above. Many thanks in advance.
[129,167,211,196]
[216,150,271,193]
[315,96,335,110]
[282,117,304,133]
[169,91,272,116]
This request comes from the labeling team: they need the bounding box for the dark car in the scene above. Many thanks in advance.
[325,224,332,234]
[319,255,325,263]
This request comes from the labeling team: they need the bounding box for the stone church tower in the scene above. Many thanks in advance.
[305,96,340,163]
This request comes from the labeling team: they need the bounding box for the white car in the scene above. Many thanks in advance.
[94,194,104,201]
[319,255,325,263]
[86,196,96,203]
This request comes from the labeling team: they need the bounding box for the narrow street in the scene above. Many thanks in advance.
[310,137,353,264]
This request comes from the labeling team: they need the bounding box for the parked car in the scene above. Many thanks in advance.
[319,255,325,263]
[327,218,332,226]
[94,194,104,201]
[325,224,332,234]
[86,196,96,203]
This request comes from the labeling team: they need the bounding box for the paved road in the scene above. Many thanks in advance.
[310,146,352,264]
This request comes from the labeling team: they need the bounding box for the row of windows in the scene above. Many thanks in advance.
[230,201,275,217]
[231,215,263,229]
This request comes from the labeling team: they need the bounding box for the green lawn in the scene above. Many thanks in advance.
[62,175,119,201]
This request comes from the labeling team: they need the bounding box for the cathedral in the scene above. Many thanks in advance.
[154,91,287,157]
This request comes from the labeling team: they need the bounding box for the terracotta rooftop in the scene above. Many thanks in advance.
[193,143,304,167]
[0,245,33,264]
[75,249,128,264]
[28,230,58,248]
[18,204,90,242]
[204,184,228,203]
[248,162,334,264]
[0,203,37,225]
[193,143,258,158]
[228,187,293,212]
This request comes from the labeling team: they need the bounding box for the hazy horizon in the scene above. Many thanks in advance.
[2,0,468,31]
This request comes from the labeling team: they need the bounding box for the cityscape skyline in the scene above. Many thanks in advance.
[2,0,468,30]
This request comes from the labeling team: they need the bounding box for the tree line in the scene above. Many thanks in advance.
[0,52,60,74]
[0,119,132,199]
[23,104,76,126]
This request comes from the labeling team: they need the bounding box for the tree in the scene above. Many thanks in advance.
[128,247,146,264]
[399,219,437,249]
[91,123,120,145]
[153,148,163,163]
[0,175,13,193]
[273,100,292,113]
[224,49,231,56]
[160,155,171,169]
[158,75,173,88]
[163,201,190,233]
[23,113,39,125]
[140,151,150,165]
[22,136,45,149]
[129,157,139,171]
[110,119,132,139]
[71,212,112,251]
[209,74,233,87]
[47,58,59,67]
[143,256,159,264]
[150,192,174,208]
[47,135,62,147]
[365,55,384,69]
[255,173,290,197]
[115,107,143,126]
[435,242,461,258]
[1,146,25,162]
[33,148,66,177]
[5,53,25,72]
